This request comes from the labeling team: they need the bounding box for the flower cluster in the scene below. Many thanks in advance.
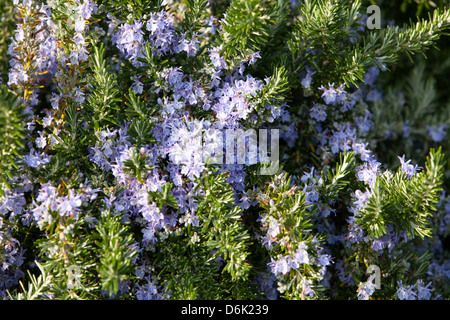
[7,2,57,109]
[112,11,199,68]
[356,274,378,300]
[396,279,435,300]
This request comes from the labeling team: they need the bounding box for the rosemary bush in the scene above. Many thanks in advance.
[1,0,450,300]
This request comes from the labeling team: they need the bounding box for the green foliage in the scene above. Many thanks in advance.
[153,171,254,299]
[254,66,290,110]
[10,262,52,300]
[355,148,445,240]
[99,0,164,21]
[179,0,210,38]
[254,172,327,299]
[96,213,138,296]
[352,5,450,71]
[193,172,251,280]
[0,85,24,195]
[320,151,356,201]
[124,89,158,148]
[290,0,366,84]
[86,44,121,132]
[0,0,14,80]
[219,0,287,66]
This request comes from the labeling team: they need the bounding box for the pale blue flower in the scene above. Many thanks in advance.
[356,160,380,188]
[426,124,447,142]
[352,142,372,162]
[371,239,385,251]
[354,189,372,210]
[301,69,315,88]
[132,77,144,95]
[398,155,420,178]
[74,17,86,33]
[74,87,85,103]
[76,0,98,21]
[319,83,346,105]
[293,243,309,265]
[355,111,373,132]
[57,190,83,219]
[416,280,433,300]
[317,252,332,266]
[363,67,379,86]
[396,281,417,300]
[357,274,377,300]
[269,256,291,275]
[35,131,47,149]
[310,103,327,122]
[208,45,227,70]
